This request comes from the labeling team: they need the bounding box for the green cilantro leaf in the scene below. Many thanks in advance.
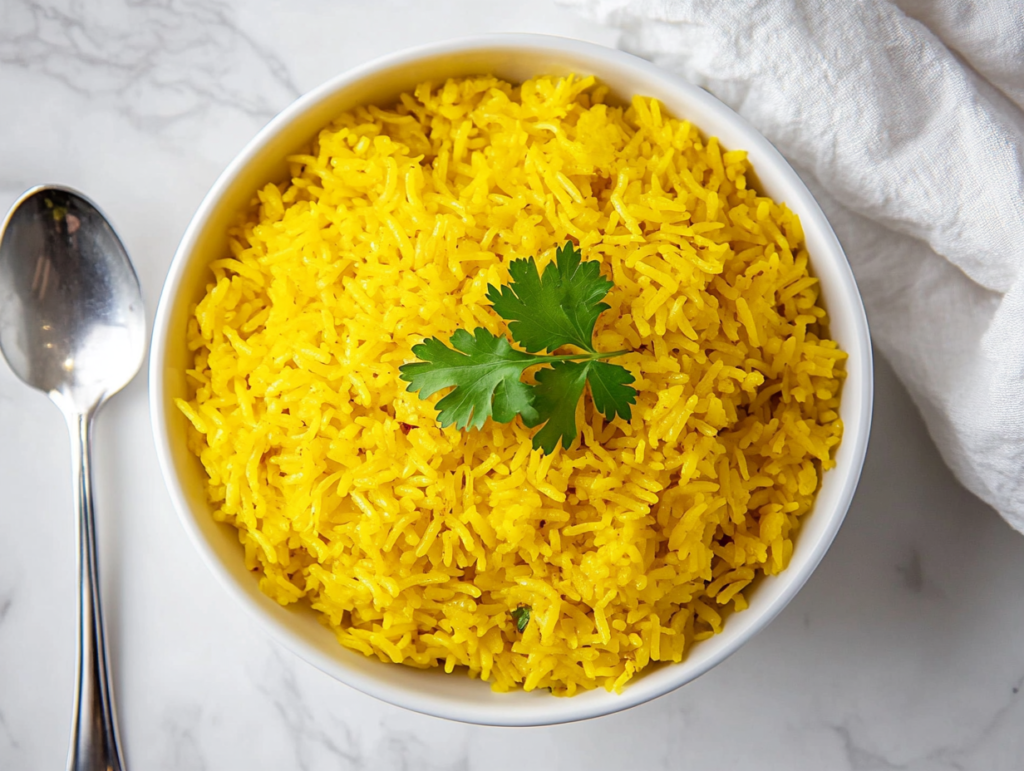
[400,242,637,452]
[398,328,540,430]
[486,242,613,354]
[587,361,637,422]
[491,376,537,424]
[528,361,592,453]
[510,605,532,633]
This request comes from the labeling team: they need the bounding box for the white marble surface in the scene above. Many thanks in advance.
[1,1,1023,769]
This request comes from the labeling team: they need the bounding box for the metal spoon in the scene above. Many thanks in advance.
[0,186,144,771]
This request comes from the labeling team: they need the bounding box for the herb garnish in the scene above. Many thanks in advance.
[510,605,532,633]
[399,242,637,453]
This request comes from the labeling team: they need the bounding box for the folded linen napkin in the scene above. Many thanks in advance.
[562,0,1024,533]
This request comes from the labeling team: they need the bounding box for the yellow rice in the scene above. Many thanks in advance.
[176,75,846,695]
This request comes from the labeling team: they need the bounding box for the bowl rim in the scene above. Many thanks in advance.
[149,32,874,726]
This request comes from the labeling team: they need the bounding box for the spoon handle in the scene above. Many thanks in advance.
[66,410,126,771]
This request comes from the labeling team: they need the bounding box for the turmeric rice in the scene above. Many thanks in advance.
[176,74,846,695]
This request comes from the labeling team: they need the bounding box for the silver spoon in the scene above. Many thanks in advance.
[0,186,144,771]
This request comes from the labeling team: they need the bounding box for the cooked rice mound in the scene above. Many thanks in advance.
[177,75,846,695]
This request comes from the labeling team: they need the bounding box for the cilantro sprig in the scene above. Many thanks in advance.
[399,242,637,453]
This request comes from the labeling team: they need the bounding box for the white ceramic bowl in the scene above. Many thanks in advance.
[150,34,873,726]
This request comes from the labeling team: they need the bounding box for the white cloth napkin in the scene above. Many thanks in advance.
[562,0,1024,533]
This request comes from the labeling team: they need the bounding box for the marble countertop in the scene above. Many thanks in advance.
[2,1,1023,769]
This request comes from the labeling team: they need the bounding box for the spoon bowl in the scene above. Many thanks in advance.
[0,185,145,770]
[0,187,145,412]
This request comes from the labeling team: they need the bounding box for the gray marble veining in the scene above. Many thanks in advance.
[1,0,300,129]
